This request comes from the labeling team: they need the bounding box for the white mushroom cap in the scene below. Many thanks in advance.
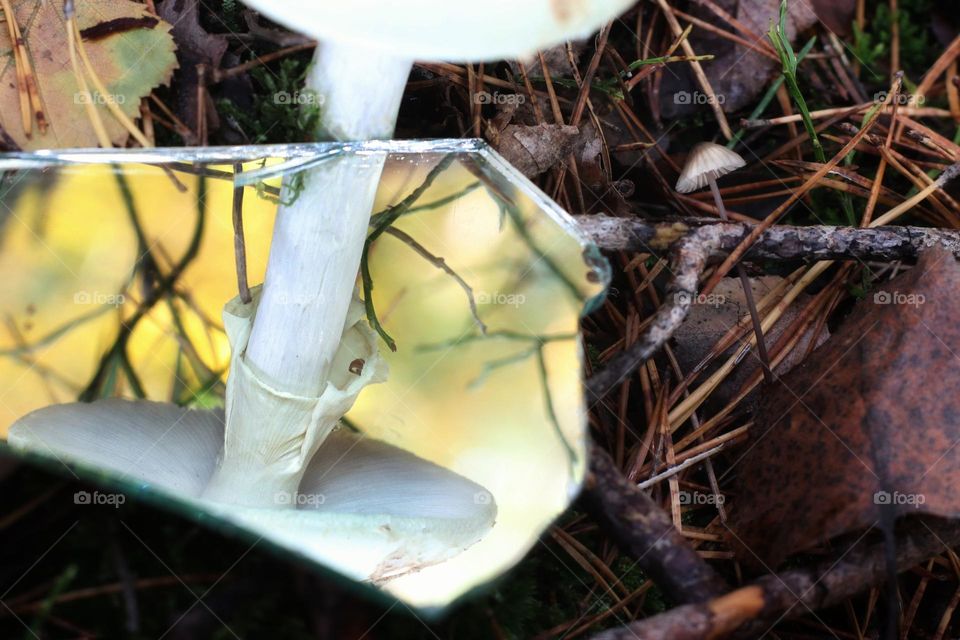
[675,142,746,194]
[8,400,497,582]
[241,0,635,61]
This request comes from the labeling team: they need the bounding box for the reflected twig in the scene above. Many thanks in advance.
[421,330,579,471]
[80,173,207,401]
[535,344,577,470]
[368,180,482,225]
[467,346,538,388]
[496,198,583,302]
[361,154,457,350]
[231,162,252,304]
[383,226,486,335]
[0,305,115,358]
[419,330,577,351]
[2,317,76,399]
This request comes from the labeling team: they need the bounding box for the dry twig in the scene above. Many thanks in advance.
[581,442,729,604]
[591,518,960,640]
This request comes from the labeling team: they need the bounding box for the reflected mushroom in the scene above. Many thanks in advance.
[11,398,495,583]
[7,0,633,587]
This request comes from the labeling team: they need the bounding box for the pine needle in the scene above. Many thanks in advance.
[0,0,35,136]
[65,0,110,147]
[72,14,151,147]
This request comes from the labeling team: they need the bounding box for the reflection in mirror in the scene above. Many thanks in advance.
[0,142,606,609]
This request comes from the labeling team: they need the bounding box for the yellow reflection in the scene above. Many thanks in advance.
[0,152,602,608]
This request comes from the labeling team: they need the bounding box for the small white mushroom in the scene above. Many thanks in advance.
[675,142,772,381]
[675,142,746,194]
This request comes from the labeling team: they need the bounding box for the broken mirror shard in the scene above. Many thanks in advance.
[0,140,607,610]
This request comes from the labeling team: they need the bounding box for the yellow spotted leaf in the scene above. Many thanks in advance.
[0,0,177,149]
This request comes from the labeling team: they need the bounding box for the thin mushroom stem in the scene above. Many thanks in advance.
[707,177,773,384]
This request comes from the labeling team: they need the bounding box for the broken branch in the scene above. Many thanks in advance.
[579,215,960,400]
[591,517,960,640]
[581,441,729,605]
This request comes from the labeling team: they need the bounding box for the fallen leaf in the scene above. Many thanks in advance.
[673,276,828,409]
[157,0,228,142]
[0,0,177,149]
[808,0,857,36]
[494,123,580,178]
[729,250,960,568]
[576,120,605,189]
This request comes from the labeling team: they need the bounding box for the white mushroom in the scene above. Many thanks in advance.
[675,142,746,195]
[8,0,633,585]
[10,400,494,583]
[208,0,635,503]
[675,142,772,380]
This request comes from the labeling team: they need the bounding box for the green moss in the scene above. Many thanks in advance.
[218,58,321,144]
[854,0,937,81]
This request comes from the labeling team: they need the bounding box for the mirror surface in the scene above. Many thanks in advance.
[0,141,606,609]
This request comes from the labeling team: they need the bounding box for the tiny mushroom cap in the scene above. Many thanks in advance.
[239,0,635,61]
[675,142,747,194]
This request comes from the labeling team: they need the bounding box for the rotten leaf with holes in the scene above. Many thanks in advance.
[0,0,177,149]
[729,250,960,568]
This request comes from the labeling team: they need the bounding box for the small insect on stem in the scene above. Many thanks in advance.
[349,359,365,376]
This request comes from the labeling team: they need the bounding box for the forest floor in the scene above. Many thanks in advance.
[2,0,960,638]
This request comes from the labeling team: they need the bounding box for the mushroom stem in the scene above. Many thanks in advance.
[204,44,412,507]
[246,44,412,392]
[308,43,413,141]
[707,177,774,384]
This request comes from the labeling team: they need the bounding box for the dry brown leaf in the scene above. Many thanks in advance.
[494,123,580,178]
[673,276,828,408]
[157,0,228,142]
[729,250,960,568]
[809,0,857,36]
[0,0,177,149]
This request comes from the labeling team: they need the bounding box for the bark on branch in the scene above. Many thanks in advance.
[590,517,960,640]
[577,215,960,262]
[581,442,729,605]
[579,216,960,401]
[584,228,716,400]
